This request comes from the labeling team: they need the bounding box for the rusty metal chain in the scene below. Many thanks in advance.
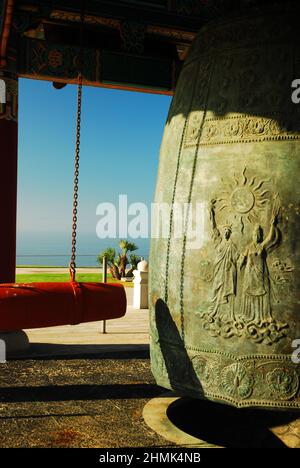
[70,4,84,282]
[69,76,82,282]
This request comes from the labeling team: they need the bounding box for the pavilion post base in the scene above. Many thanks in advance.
[0,330,30,358]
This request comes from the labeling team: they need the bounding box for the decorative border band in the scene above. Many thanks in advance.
[151,341,300,409]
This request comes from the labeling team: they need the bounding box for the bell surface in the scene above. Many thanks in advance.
[150,3,300,410]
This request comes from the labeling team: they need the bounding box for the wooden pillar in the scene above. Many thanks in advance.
[0,70,18,283]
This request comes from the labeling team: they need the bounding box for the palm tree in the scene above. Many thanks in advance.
[119,240,138,278]
[97,247,121,280]
[126,254,141,277]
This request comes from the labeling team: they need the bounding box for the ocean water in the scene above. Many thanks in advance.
[17,232,150,267]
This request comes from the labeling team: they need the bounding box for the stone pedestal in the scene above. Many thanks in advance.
[0,331,29,358]
[133,259,149,309]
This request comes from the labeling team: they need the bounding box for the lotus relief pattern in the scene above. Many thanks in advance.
[221,363,254,400]
[266,368,299,400]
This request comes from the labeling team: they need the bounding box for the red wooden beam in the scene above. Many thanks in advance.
[0,281,127,330]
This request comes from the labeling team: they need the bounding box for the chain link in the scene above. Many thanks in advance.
[70,75,82,282]
[70,4,85,282]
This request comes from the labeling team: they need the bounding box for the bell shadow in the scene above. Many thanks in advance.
[10,343,149,361]
[0,383,162,403]
[167,397,299,448]
[155,299,203,395]
[154,299,299,448]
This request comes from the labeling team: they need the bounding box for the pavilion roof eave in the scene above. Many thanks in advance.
[18,71,174,96]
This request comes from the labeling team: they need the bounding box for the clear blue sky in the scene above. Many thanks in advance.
[17,78,171,242]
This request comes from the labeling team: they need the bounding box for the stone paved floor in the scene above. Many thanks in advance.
[0,356,174,448]
[1,356,299,448]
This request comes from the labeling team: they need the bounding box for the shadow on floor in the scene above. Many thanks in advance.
[168,397,299,448]
[8,343,150,361]
[0,383,165,403]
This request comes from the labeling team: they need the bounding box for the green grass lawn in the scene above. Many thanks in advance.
[16,273,133,286]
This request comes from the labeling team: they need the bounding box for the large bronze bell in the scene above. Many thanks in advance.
[150,3,300,410]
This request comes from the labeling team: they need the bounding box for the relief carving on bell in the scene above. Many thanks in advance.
[149,4,300,409]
